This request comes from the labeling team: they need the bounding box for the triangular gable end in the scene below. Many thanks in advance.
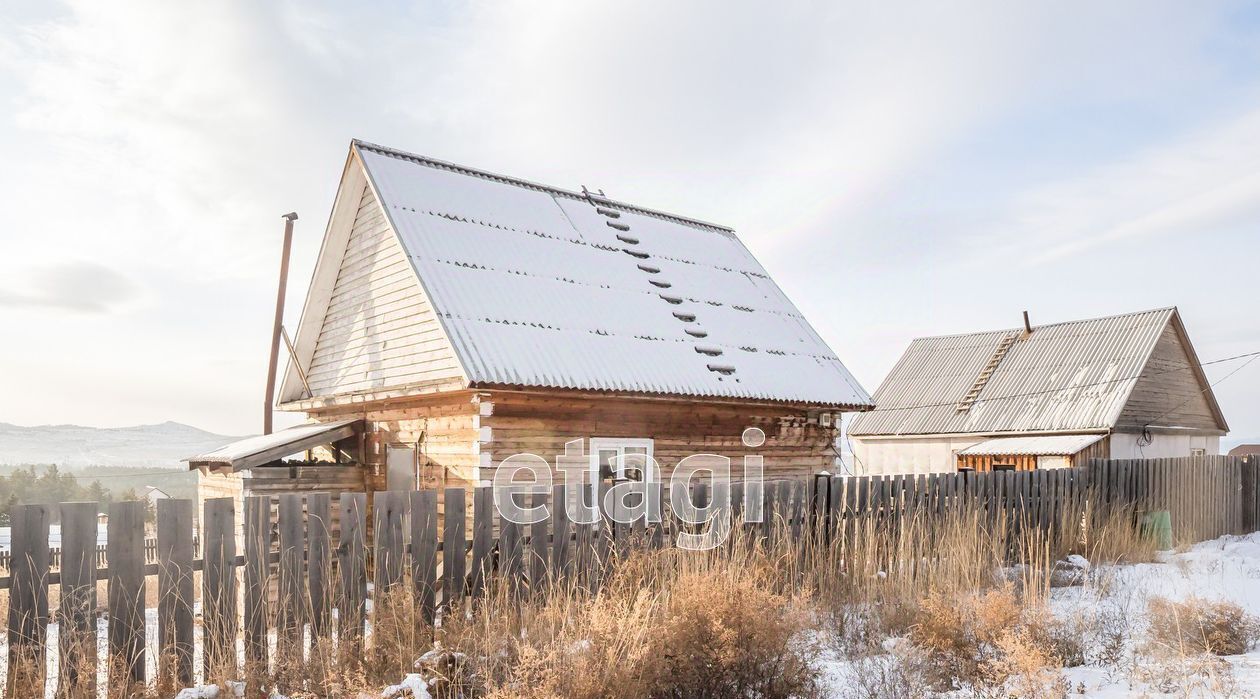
[1113,309,1229,434]
[278,149,467,407]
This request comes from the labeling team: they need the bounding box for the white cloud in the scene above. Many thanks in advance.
[0,0,1256,434]
[0,261,142,313]
[985,106,1260,265]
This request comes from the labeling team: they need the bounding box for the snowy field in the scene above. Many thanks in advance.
[817,532,1260,698]
[1053,533,1260,697]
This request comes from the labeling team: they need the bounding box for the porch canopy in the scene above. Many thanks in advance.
[958,434,1105,457]
[185,418,363,472]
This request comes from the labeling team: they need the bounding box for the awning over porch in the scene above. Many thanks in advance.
[185,418,363,472]
[958,433,1106,457]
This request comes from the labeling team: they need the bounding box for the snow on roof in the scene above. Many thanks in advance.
[354,142,872,408]
[957,434,1106,456]
[850,308,1179,436]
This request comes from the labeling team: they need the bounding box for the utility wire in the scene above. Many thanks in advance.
[1146,352,1260,427]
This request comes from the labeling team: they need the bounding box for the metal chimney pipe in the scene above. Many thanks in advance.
[264,212,299,435]
[1023,310,1033,336]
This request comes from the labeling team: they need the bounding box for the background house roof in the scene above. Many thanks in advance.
[341,141,872,408]
[849,307,1217,436]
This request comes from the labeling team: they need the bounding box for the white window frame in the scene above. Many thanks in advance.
[589,437,657,482]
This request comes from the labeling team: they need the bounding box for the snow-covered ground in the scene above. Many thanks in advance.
[817,532,1260,697]
[1054,533,1260,697]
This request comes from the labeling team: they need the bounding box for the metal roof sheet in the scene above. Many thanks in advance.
[356,142,872,408]
[185,419,361,471]
[958,434,1106,456]
[849,308,1176,435]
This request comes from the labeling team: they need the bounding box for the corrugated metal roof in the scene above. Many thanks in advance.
[356,142,872,408]
[958,434,1106,456]
[185,419,360,471]
[848,308,1176,435]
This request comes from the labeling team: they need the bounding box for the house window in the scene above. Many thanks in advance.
[1190,448,1206,457]
[590,438,656,482]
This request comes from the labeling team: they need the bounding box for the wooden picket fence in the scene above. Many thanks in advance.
[2,455,1257,695]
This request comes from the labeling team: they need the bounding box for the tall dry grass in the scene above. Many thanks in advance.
[15,487,1161,698]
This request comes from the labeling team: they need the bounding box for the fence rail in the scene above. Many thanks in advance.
[2,455,1257,695]
[0,537,197,575]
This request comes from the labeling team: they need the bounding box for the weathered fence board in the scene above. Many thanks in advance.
[443,487,466,611]
[7,504,49,697]
[108,500,146,690]
[202,497,237,682]
[156,498,194,688]
[308,492,332,638]
[410,489,439,625]
[338,493,367,643]
[59,501,98,697]
[278,493,305,648]
[244,495,271,668]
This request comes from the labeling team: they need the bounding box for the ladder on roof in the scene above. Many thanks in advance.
[956,332,1020,413]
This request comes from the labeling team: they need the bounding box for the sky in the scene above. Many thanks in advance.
[1,0,1259,441]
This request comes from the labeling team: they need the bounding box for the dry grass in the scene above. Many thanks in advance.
[3,491,1167,698]
[907,584,1081,695]
[1145,597,1260,657]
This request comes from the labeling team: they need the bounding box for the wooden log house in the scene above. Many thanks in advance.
[188,141,873,506]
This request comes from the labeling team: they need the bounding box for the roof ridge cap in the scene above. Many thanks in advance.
[351,139,734,233]
[910,306,1177,343]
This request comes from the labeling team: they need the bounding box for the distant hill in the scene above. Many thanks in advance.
[0,421,244,469]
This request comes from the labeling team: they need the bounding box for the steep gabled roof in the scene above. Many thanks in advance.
[280,141,872,409]
[849,307,1227,436]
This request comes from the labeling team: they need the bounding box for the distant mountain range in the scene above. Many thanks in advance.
[0,421,244,468]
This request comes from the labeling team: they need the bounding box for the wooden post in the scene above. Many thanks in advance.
[156,499,194,689]
[501,489,523,597]
[108,500,146,691]
[1243,457,1258,534]
[373,491,406,594]
[202,497,237,683]
[7,504,50,698]
[575,484,595,587]
[278,494,306,651]
[338,493,368,644]
[470,486,493,598]
[530,489,549,595]
[410,490,438,625]
[59,501,99,697]
[307,493,332,639]
[243,495,271,669]
[552,483,572,579]
[443,487,466,613]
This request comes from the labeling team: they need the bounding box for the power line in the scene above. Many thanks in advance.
[1147,352,1260,427]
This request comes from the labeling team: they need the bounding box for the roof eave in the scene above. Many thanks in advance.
[471,382,875,411]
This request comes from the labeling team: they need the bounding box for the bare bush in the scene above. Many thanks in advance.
[1146,597,1260,657]
[837,642,936,699]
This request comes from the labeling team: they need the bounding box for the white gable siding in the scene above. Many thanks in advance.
[303,183,463,397]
